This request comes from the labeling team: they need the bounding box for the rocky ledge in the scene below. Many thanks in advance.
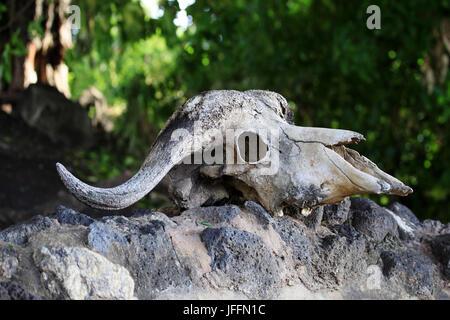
[0,197,449,300]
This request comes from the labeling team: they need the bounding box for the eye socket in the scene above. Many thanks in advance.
[280,104,287,116]
[236,131,269,163]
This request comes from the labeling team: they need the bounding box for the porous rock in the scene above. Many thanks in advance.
[88,215,191,299]
[323,197,351,226]
[0,281,38,300]
[380,249,440,299]
[309,233,368,289]
[430,234,450,279]
[52,205,94,227]
[388,202,421,227]
[244,201,273,227]
[0,197,448,300]
[271,216,311,265]
[201,226,282,299]
[0,215,53,245]
[182,205,240,225]
[0,245,18,279]
[350,198,398,241]
[87,221,127,254]
[34,246,135,300]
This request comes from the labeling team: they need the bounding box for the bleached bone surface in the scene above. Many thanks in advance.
[57,90,412,215]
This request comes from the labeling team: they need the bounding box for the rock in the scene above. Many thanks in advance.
[350,198,398,241]
[329,222,362,241]
[34,246,135,300]
[272,216,311,265]
[87,221,127,254]
[0,198,448,300]
[0,281,38,300]
[300,206,324,230]
[430,234,450,279]
[132,208,158,218]
[380,249,440,299]
[201,226,281,299]
[421,219,449,235]
[388,202,421,227]
[309,233,368,289]
[52,205,94,226]
[15,84,94,148]
[384,209,416,241]
[182,205,240,225]
[123,218,192,299]
[0,215,53,245]
[244,201,272,227]
[323,197,351,226]
[0,244,18,279]
[89,215,191,299]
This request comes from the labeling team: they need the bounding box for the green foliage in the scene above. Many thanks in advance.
[27,16,45,39]
[66,0,450,221]
[67,0,185,156]
[0,29,27,83]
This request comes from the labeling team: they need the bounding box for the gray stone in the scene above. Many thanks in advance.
[53,205,95,226]
[323,197,351,226]
[87,221,127,254]
[244,201,272,227]
[0,198,448,300]
[301,206,324,230]
[182,205,240,225]
[380,249,440,299]
[330,222,364,242]
[272,216,311,265]
[0,281,38,300]
[34,246,135,300]
[421,219,447,235]
[132,208,158,218]
[0,215,53,245]
[388,202,420,227]
[350,198,398,241]
[17,84,94,148]
[201,226,281,299]
[98,216,192,299]
[0,245,18,279]
[430,234,450,279]
[309,233,368,288]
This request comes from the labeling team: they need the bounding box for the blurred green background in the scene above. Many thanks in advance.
[55,0,450,221]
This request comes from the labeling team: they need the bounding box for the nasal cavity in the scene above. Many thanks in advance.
[237,131,268,163]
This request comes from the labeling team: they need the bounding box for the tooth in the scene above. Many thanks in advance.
[301,208,313,217]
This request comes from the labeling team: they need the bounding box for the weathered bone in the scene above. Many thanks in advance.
[57,90,412,215]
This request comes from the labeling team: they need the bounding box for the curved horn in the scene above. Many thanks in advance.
[57,120,197,210]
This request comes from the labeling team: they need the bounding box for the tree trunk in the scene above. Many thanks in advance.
[0,0,73,98]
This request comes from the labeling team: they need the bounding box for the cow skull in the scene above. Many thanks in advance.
[57,90,412,216]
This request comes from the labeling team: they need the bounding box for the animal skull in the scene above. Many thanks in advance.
[57,90,412,216]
